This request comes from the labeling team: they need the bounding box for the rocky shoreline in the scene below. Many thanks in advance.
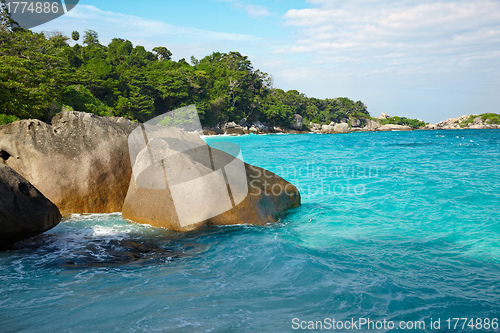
[0,111,300,246]
[203,113,500,136]
[1,110,498,246]
[423,115,500,130]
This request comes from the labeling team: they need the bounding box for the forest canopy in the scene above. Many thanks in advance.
[0,27,371,126]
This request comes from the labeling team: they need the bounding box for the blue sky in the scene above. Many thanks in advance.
[33,0,500,123]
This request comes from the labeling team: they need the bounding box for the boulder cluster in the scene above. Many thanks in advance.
[205,113,416,136]
[206,112,500,136]
[0,112,300,246]
[309,117,412,134]
[203,115,306,135]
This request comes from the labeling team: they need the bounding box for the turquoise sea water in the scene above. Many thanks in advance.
[1,129,499,332]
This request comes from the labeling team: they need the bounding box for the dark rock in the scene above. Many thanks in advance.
[290,114,303,130]
[202,127,224,135]
[203,129,218,136]
[225,127,245,135]
[0,164,61,247]
[239,118,250,128]
[252,121,270,132]
[0,112,136,215]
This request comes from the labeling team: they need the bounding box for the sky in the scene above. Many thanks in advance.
[33,0,500,123]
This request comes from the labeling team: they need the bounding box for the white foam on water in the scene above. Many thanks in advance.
[92,225,131,239]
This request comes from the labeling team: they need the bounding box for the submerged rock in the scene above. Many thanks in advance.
[0,164,61,247]
[122,126,300,231]
[0,112,138,215]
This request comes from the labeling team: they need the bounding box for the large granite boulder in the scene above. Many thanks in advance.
[375,113,390,120]
[0,112,139,215]
[363,119,381,131]
[252,121,271,133]
[321,124,334,134]
[238,118,250,128]
[290,114,303,130]
[0,164,61,247]
[333,123,350,133]
[224,122,245,135]
[122,126,300,231]
[351,118,361,127]
[319,123,350,134]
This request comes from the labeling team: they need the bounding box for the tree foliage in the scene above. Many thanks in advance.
[71,31,79,42]
[0,0,22,32]
[0,28,372,126]
[378,116,426,129]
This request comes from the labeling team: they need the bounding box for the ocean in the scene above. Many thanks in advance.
[1,129,499,332]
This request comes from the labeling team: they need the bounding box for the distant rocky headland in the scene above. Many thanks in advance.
[423,114,500,130]
[202,112,500,135]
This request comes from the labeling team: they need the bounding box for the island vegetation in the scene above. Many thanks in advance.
[1,7,376,128]
[378,116,426,129]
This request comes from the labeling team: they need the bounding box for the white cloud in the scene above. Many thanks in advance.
[37,5,259,47]
[244,4,271,19]
[216,0,271,19]
[282,0,500,75]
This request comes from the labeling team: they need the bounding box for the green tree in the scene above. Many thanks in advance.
[46,31,69,48]
[0,0,21,32]
[195,51,269,124]
[152,46,172,61]
[0,28,372,128]
[0,30,71,120]
[259,89,294,125]
[71,31,79,43]
[83,29,99,46]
